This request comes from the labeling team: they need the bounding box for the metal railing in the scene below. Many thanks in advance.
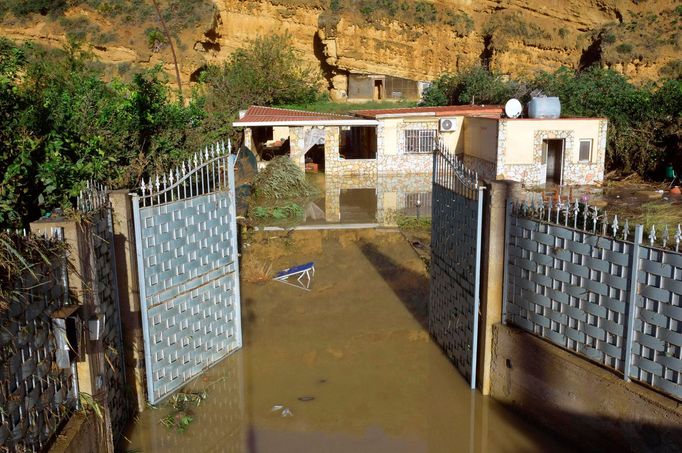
[504,196,682,400]
[137,141,233,208]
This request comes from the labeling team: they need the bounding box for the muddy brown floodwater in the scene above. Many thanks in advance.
[125,230,574,453]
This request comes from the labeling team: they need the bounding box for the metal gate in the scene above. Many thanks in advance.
[429,142,484,388]
[131,143,242,404]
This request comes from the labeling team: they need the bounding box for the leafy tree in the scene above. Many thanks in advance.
[196,33,322,143]
[421,66,522,106]
[420,64,681,177]
[530,66,664,174]
[0,38,203,228]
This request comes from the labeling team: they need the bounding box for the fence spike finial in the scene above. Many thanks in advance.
[675,224,681,252]
[612,215,619,237]
[228,139,232,154]
[155,174,160,193]
[602,211,608,236]
[663,225,669,248]
[623,219,630,241]
[141,178,147,195]
[649,225,657,246]
[582,202,589,231]
[592,205,599,233]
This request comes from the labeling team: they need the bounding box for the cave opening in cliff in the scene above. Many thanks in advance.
[339,127,377,160]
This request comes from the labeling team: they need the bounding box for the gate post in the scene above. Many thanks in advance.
[478,180,521,395]
[109,190,147,412]
[623,224,644,381]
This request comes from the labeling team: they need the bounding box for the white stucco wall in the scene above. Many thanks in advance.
[495,118,607,186]
[463,117,498,162]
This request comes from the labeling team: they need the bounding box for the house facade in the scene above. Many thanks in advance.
[234,105,607,188]
[462,117,609,186]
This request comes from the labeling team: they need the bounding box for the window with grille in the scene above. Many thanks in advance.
[579,139,592,162]
[404,129,437,153]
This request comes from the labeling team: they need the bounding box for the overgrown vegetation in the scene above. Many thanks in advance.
[321,0,473,36]
[252,156,318,200]
[0,38,206,227]
[421,66,524,106]
[0,33,322,229]
[483,11,551,51]
[597,8,680,66]
[0,232,68,311]
[422,65,682,177]
[247,156,319,226]
[395,215,431,232]
[0,0,212,29]
[196,33,322,145]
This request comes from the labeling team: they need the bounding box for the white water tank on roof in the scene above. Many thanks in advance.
[528,97,561,119]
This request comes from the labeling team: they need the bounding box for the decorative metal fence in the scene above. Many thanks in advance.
[0,230,78,452]
[131,142,242,404]
[504,197,682,400]
[429,141,484,389]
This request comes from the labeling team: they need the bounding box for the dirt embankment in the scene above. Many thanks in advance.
[1,0,679,90]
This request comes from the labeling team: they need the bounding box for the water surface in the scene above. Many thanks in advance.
[125,230,572,453]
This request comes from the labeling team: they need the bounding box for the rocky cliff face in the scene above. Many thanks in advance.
[1,0,679,95]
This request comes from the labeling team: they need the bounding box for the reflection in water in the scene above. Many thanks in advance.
[125,353,246,452]
[125,230,572,453]
[304,173,432,225]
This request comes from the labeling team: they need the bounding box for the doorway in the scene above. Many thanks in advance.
[544,139,564,185]
[373,79,384,100]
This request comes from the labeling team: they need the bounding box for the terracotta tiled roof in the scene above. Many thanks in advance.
[353,105,504,119]
[233,106,375,126]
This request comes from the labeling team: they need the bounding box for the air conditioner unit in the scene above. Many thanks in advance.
[439,117,457,132]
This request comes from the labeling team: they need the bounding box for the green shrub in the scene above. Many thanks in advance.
[396,215,431,232]
[616,43,633,53]
[483,12,549,50]
[414,2,437,24]
[145,28,167,51]
[445,10,473,36]
[198,33,322,144]
[359,5,375,17]
[8,0,68,17]
[420,66,522,106]
[602,32,617,44]
[0,38,205,228]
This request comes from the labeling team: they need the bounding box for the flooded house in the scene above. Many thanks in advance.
[233,105,608,223]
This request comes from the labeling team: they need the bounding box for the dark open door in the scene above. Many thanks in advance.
[544,139,564,184]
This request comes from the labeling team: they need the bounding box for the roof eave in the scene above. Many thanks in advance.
[232,119,380,127]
